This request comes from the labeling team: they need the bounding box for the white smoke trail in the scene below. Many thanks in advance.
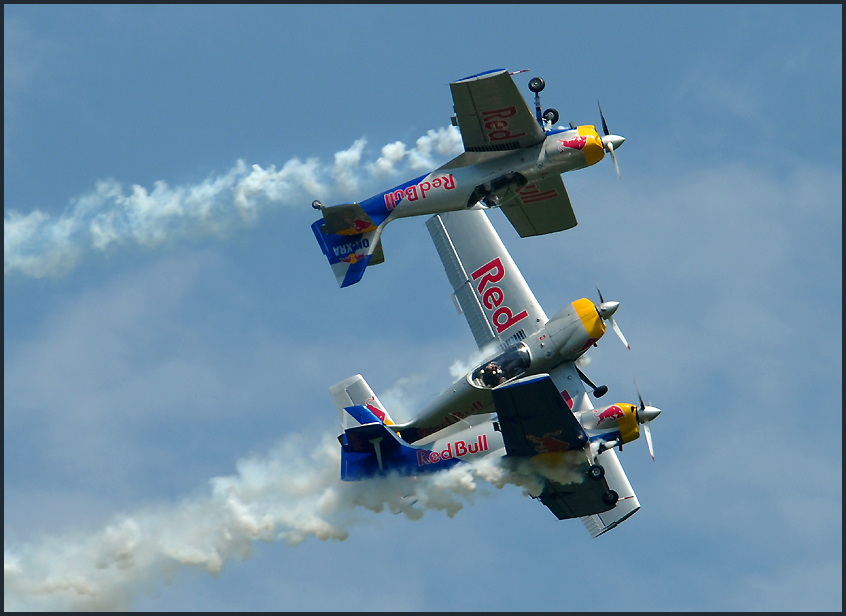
[3,431,550,612]
[4,126,463,279]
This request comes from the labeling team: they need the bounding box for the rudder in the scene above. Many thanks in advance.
[329,374,396,431]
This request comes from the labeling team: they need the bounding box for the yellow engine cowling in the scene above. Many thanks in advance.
[545,298,606,360]
[616,403,640,444]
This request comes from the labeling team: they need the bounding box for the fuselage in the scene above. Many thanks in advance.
[393,295,609,443]
[358,125,606,227]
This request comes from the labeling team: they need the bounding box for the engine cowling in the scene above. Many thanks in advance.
[544,298,606,361]
[578,403,640,444]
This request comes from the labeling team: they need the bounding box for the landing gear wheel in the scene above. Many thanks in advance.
[528,77,545,93]
[542,108,559,125]
[588,464,605,481]
[603,490,619,506]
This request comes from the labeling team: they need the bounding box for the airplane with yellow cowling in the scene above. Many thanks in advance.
[311,68,625,287]
[330,208,661,537]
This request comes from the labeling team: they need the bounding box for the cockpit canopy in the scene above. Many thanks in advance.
[471,342,532,388]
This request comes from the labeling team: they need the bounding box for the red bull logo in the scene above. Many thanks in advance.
[595,405,625,427]
[384,174,456,210]
[526,430,570,453]
[417,435,489,466]
[559,136,587,152]
[471,257,529,334]
[346,217,376,234]
[364,395,387,423]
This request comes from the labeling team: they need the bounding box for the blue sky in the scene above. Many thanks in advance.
[4,5,842,611]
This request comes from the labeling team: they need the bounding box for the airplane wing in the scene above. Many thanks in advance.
[492,373,589,457]
[426,209,548,350]
[492,373,616,519]
[543,361,641,531]
[501,175,578,237]
[450,69,546,153]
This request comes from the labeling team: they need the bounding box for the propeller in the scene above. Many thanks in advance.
[634,379,661,460]
[595,286,630,350]
[598,101,625,178]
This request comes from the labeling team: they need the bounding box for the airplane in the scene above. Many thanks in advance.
[328,208,661,537]
[311,68,625,288]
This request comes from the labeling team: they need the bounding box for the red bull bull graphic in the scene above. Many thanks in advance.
[594,405,625,427]
[364,395,388,423]
[558,136,587,151]
[471,257,529,334]
[417,435,489,466]
[526,430,570,453]
[345,217,377,234]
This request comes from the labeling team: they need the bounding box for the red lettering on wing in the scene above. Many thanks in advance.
[480,107,526,142]
[471,258,506,294]
[471,257,529,334]
[518,184,558,204]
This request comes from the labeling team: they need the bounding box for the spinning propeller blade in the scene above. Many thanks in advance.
[596,285,630,350]
[642,423,655,460]
[598,101,624,178]
[634,379,661,460]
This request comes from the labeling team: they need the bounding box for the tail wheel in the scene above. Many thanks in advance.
[528,77,545,93]
[588,464,605,481]
[603,490,619,506]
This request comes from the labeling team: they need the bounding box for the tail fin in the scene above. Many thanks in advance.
[311,218,384,288]
[329,374,396,432]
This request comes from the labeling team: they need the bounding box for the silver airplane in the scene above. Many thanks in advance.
[311,68,625,287]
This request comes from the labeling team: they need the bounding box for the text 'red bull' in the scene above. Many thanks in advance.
[417,435,489,466]
[471,257,529,334]
[384,174,456,210]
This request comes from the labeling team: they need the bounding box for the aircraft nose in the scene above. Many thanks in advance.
[638,406,661,422]
[601,134,625,151]
[597,300,620,318]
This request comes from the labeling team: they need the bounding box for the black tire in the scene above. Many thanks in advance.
[603,490,619,506]
[588,464,605,481]
[528,77,545,93]
[542,108,559,125]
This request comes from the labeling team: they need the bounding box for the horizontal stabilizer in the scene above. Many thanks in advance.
[339,406,420,480]
[319,203,377,236]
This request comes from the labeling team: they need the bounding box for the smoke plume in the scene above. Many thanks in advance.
[4,431,550,611]
[4,126,463,279]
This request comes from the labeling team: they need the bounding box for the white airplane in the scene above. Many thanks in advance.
[329,208,661,537]
[311,68,625,287]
